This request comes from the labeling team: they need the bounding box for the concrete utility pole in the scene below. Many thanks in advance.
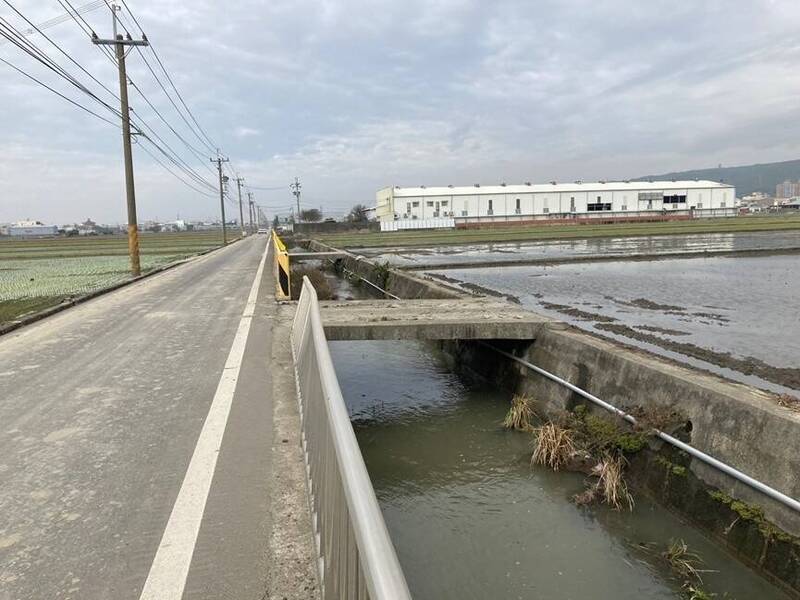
[92,4,148,276]
[235,177,245,236]
[211,154,230,244]
[247,192,254,232]
[290,177,301,220]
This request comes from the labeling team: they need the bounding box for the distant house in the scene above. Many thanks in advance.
[78,219,98,236]
[3,220,59,237]
[783,197,800,210]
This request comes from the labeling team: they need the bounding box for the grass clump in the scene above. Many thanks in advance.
[503,394,536,432]
[574,453,634,511]
[531,422,575,471]
[663,539,707,582]
[575,410,647,454]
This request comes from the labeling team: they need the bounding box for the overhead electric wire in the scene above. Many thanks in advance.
[3,0,231,200]
[0,0,104,45]
[0,55,119,127]
[116,2,219,155]
[137,141,217,198]
[48,0,218,193]
[0,16,123,120]
[2,0,120,102]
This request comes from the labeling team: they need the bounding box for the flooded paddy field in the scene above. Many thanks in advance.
[426,254,800,394]
[359,230,800,268]
[331,340,790,600]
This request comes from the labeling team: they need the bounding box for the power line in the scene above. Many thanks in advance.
[118,0,219,154]
[50,0,220,197]
[137,141,217,198]
[2,0,120,103]
[0,55,119,127]
[0,15,123,120]
[0,0,104,45]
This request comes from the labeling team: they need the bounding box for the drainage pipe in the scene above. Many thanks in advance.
[484,343,800,514]
[326,258,401,300]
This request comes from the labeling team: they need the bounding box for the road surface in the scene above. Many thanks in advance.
[0,236,285,599]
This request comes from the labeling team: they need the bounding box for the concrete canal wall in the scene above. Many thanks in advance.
[302,238,800,595]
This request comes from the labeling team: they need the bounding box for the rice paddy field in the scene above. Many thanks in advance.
[316,214,800,248]
[0,231,235,325]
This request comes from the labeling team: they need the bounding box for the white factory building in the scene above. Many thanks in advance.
[0,220,59,237]
[375,181,736,231]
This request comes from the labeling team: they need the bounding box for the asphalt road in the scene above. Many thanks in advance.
[0,236,277,599]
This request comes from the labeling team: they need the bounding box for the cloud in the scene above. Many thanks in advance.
[234,126,261,139]
[1,0,800,223]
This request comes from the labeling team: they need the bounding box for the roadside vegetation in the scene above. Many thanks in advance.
[0,231,235,325]
[315,214,800,248]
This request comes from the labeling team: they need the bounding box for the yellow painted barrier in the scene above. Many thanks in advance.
[272,230,291,299]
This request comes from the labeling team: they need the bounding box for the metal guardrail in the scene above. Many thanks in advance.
[273,230,291,299]
[485,343,800,514]
[291,276,412,600]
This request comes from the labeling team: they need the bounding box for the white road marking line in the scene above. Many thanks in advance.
[138,239,270,600]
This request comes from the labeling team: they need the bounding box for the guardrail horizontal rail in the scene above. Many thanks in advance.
[291,276,412,600]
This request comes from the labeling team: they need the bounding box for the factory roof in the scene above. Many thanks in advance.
[384,180,733,197]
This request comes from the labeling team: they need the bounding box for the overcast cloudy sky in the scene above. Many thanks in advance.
[1,0,799,225]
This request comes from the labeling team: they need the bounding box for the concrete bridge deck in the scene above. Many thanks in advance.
[319,297,560,340]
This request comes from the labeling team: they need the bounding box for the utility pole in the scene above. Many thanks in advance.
[92,4,148,276]
[247,192,254,232]
[235,176,245,236]
[291,177,301,221]
[211,154,230,244]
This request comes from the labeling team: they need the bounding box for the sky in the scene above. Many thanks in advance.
[1,0,800,225]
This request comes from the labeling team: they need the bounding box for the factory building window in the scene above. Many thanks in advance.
[412,201,419,207]
[515,198,521,214]
[487,199,494,215]
[461,210,468,216]
[570,197,576,212]
[638,191,662,203]
[406,203,411,213]
[441,200,449,207]
[621,205,628,211]
[587,202,612,211]
[664,194,687,203]
[542,207,550,214]
[696,203,703,209]
[720,202,726,208]
[427,201,434,207]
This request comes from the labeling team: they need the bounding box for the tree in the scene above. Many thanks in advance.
[299,208,322,222]
[347,203,369,222]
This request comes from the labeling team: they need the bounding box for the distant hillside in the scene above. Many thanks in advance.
[635,158,800,196]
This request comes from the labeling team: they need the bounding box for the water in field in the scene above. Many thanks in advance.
[331,340,789,600]
[427,253,800,393]
[361,230,800,267]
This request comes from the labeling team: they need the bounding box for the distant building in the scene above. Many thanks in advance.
[2,220,59,237]
[776,180,800,199]
[782,197,800,209]
[376,180,736,231]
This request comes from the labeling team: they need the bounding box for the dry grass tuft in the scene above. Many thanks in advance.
[531,423,575,471]
[503,394,536,431]
[573,454,634,511]
[663,539,713,584]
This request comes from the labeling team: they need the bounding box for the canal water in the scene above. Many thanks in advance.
[330,340,790,600]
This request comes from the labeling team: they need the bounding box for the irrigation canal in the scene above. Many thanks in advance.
[331,339,790,600]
